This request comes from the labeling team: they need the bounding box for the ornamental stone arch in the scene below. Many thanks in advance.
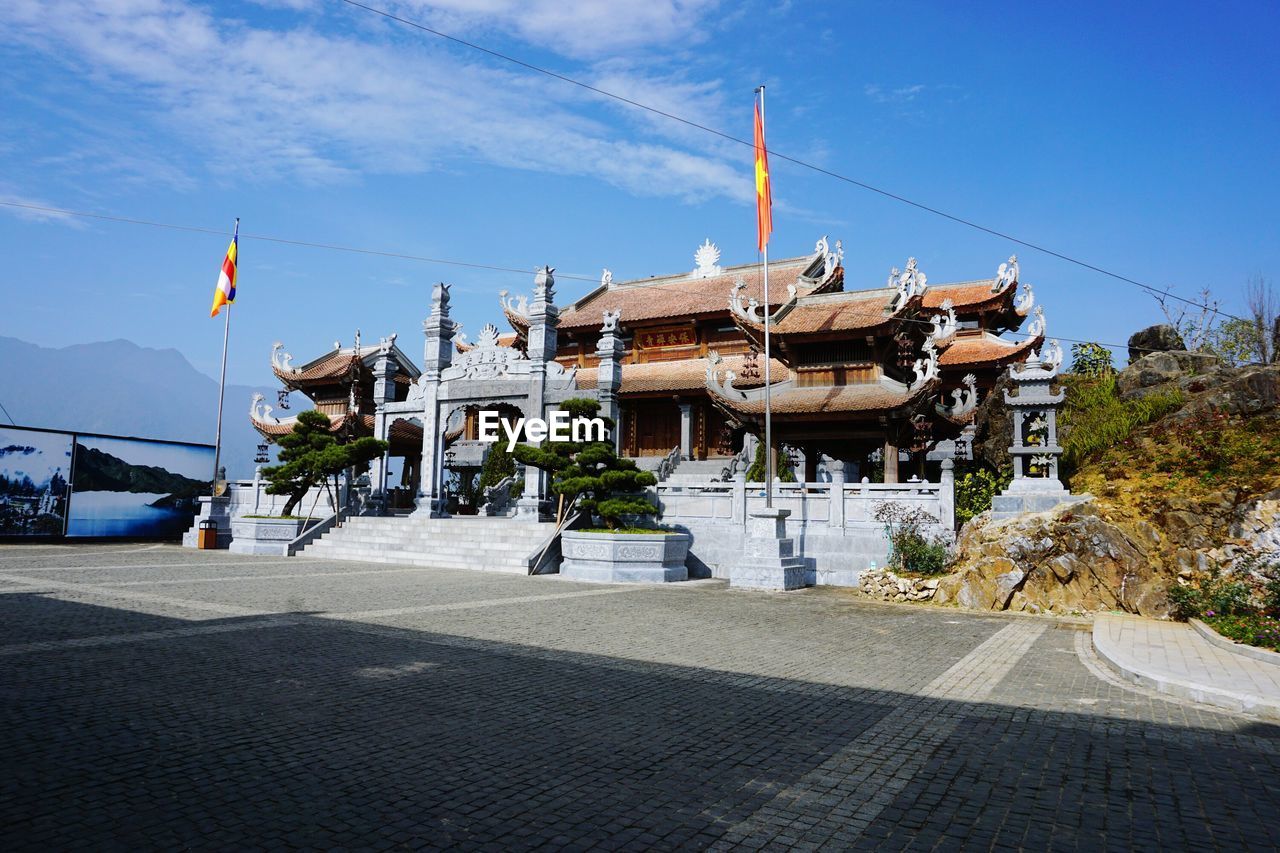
[373,271,623,521]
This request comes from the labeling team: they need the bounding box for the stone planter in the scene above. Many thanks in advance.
[228,517,311,556]
[560,530,690,583]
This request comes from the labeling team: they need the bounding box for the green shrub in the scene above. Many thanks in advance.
[1166,568,1261,621]
[745,441,797,482]
[1167,584,1204,621]
[873,501,950,576]
[954,465,1011,526]
[1069,341,1116,377]
[1059,374,1183,476]
[1202,614,1280,652]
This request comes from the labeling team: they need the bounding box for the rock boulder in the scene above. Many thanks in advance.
[1127,324,1186,364]
[934,499,1170,616]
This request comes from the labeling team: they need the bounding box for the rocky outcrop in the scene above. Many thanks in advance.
[935,500,1169,616]
[1127,324,1185,364]
[859,568,940,602]
[1116,351,1214,398]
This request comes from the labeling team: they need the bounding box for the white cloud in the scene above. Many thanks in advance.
[0,191,83,225]
[390,0,722,60]
[3,0,748,202]
[863,83,927,104]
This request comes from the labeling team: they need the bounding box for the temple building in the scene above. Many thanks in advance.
[251,237,1050,492]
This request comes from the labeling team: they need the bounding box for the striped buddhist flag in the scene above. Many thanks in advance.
[210,219,239,317]
[754,100,772,251]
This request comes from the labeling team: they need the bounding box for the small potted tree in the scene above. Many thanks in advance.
[233,410,386,554]
[514,398,690,582]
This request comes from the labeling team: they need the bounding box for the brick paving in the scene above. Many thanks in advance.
[0,543,1278,850]
[1095,612,1280,719]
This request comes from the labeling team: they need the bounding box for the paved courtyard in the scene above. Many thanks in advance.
[1,543,1278,850]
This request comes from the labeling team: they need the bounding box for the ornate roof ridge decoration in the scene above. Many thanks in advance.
[927,298,958,348]
[1025,304,1046,339]
[814,235,844,280]
[887,257,929,313]
[910,339,941,390]
[1013,281,1034,317]
[728,276,799,327]
[271,342,299,375]
[993,254,1019,293]
[250,393,279,425]
[936,372,979,422]
[692,238,723,279]
[704,349,746,402]
[499,288,531,332]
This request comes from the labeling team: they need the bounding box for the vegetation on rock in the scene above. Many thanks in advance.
[1069,341,1116,376]
[512,397,657,530]
[953,464,1011,526]
[1058,373,1184,476]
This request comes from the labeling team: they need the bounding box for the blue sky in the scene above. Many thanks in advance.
[1,0,1277,386]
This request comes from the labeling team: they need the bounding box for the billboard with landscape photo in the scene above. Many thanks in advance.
[0,427,74,536]
[66,435,212,538]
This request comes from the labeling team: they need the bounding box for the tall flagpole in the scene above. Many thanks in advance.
[757,85,774,509]
[211,217,238,495]
[211,302,231,494]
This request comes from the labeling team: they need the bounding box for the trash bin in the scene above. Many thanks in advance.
[197,519,219,550]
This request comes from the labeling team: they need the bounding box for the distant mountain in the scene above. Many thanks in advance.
[0,336,276,479]
[72,445,207,500]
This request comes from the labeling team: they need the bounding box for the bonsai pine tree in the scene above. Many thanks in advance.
[512,397,657,529]
[262,410,387,517]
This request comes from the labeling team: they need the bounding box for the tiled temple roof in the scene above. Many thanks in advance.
[272,341,420,388]
[554,255,826,331]
[251,411,422,446]
[575,354,788,395]
[938,332,1042,368]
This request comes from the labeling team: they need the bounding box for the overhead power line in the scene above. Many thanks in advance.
[0,399,16,425]
[0,200,599,283]
[335,0,1218,316]
[0,199,1236,355]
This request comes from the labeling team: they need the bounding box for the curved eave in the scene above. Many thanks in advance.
[705,379,936,422]
[938,332,1043,370]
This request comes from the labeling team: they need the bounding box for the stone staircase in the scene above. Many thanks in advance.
[661,458,730,485]
[298,516,555,573]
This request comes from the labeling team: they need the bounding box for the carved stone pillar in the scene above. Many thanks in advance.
[678,401,693,460]
[369,349,397,511]
[516,266,558,521]
[596,309,624,452]
[412,283,455,518]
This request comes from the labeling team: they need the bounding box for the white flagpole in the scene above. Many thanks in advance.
[757,85,774,509]
[211,218,238,494]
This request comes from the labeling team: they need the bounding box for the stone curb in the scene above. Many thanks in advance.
[1092,616,1280,721]
[1189,618,1280,668]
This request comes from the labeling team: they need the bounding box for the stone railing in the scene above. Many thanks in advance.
[655,445,682,482]
[653,473,952,532]
[650,462,956,587]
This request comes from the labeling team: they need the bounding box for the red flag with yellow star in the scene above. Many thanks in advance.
[754,100,772,252]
